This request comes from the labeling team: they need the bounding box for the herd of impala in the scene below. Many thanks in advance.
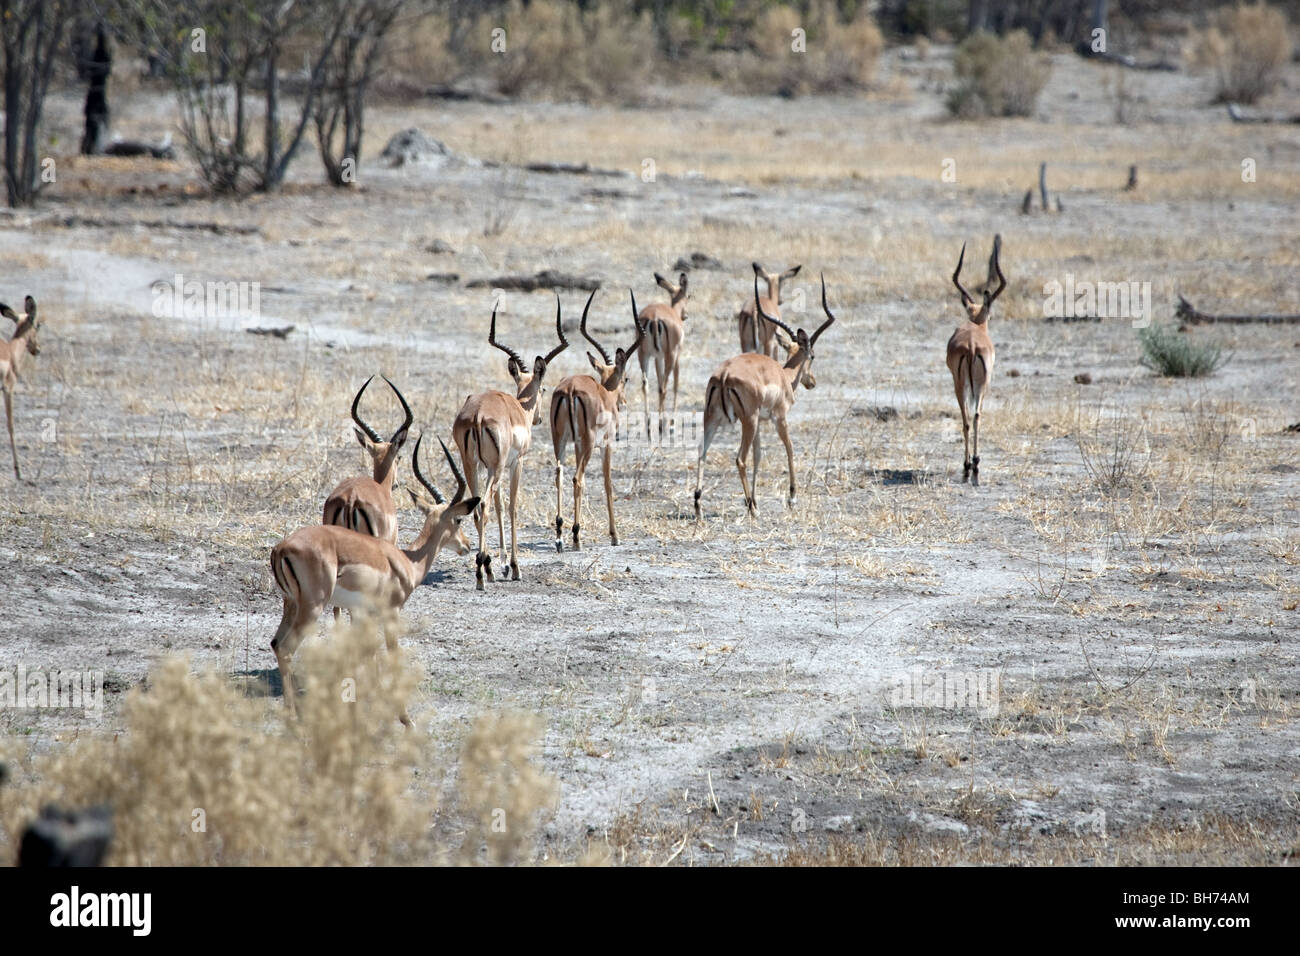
[1,236,1006,718]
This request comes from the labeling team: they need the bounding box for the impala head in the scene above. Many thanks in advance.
[350,374,413,471]
[654,271,689,317]
[580,288,647,408]
[752,262,801,304]
[755,273,835,390]
[952,235,1006,326]
[488,295,569,422]
[407,434,479,555]
[1,296,41,355]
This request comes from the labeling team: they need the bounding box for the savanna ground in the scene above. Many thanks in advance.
[0,45,1298,865]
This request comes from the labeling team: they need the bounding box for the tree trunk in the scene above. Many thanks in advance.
[80,23,111,156]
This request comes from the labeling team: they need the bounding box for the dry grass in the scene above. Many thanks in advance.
[0,626,558,865]
[1193,2,1294,104]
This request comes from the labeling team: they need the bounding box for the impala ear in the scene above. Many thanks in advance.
[587,350,601,371]
[614,347,627,367]
[783,265,802,280]
[354,426,374,449]
[452,496,481,519]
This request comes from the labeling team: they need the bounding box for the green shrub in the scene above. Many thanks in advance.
[947,29,1050,117]
[1138,324,1225,378]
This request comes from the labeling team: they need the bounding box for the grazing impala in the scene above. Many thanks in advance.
[270,434,479,724]
[454,296,568,589]
[323,375,414,544]
[738,262,801,359]
[695,274,835,519]
[634,271,688,437]
[550,288,645,551]
[1,296,42,481]
[945,235,1005,487]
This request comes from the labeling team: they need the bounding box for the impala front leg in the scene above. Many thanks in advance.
[4,387,20,481]
[776,416,796,507]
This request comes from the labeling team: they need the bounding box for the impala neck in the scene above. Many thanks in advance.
[373,443,401,489]
[781,346,810,389]
[516,374,544,412]
[401,512,448,582]
[7,323,36,371]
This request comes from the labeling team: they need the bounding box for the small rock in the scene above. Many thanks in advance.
[425,272,460,284]
[823,814,854,833]
[671,252,724,272]
[380,128,453,168]
[1073,372,1093,385]
[426,239,456,255]
[1007,368,1021,377]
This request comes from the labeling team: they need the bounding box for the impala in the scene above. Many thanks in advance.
[270,434,479,724]
[738,262,801,360]
[634,271,687,437]
[454,296,568,589]
[550,288,645,551]
[1,296,42,481]
[695,275,835,519]
[945,235,1005,487]
[323,375,414,545]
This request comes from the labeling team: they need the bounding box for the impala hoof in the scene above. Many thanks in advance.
[510,562,520,581]
[610,533,619,546]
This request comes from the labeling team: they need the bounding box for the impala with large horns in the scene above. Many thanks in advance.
[634,271,688,438]
[738,262,801,359]
[695,274,835,519]
[323,375,414,545]
[453,295,568,589]
[270,435,479,725]
[550,288,646,551]
[945,234,1005,487]
[1,296,43,481]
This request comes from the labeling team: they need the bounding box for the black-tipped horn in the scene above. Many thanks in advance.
[488,300,527,372]
[578,288,610,365]
[810,273,835,347]
[382,375,413,441]
[411,434,445,505]
[440,436,467,504]
[350,376,383,443]
[627,289,646,357]
[541,291,569,365]
[985,234,1007,307]
[952,242,974,307]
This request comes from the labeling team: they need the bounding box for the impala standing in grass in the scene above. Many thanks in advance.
[635,271,688,438]
[270,435,479,725]
[1,296,43,481]
[454,296,568,589]
[550,288,645,551]
[945,235,1005,487]
[695,275,835,519]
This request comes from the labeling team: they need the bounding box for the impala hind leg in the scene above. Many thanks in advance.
[971,386,984,488]
[694,411,723,521]
[473,473,497,590]
[508,461,522,580]
[735,419,758,517]
[554,434,568,552]
[670,361,680,433]
[655,355,668,438]
[953,380,971,483]
[602,444,618,545]
[271,602,314,716]
[572,440,592,551]
[776,416,796,507]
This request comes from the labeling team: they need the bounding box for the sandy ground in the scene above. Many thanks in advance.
[1,48,1298,864]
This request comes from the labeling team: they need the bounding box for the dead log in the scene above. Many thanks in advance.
[1021,189,1034,214]
[1125,165,1137,191]
[1039,162,1049,211]
[466,269,600,292]
[1226,102,1300,124]
[523,160,628,178]
[1176,295,1300,326]
[245,325,295,339]
[56,215,258,235]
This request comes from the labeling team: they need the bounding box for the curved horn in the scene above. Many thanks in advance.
[627,288,646,357]
[382,375,413,441]
[488,301,527,373]
[411,434,445,505]
[350,375,383,443]
[985,234,1007,307]
[952,242,974,307]
[754,273,795,341]
[439,436,466,504]
[578,288,610,365]
[810,273,836,347]
[541,291,569,365]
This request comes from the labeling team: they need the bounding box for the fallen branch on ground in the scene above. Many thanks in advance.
[1176,295,1300,326]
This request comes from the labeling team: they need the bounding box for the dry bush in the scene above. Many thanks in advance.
[745,1,884,95]
[0,627,556,866]
[947,30,1050,117]
[1194,2,1293,104]
[446,0,656,103]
